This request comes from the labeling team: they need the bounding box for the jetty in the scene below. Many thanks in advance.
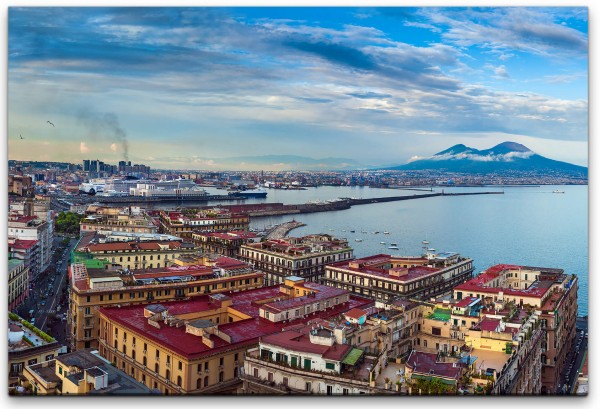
[264,220,306,240]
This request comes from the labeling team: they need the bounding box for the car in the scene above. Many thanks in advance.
[30,318,36,324]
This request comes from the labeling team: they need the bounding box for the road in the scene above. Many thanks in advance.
[15,235,79,348]
[558,317,588,394]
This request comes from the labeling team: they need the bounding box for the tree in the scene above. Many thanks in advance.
[55,211,84,235]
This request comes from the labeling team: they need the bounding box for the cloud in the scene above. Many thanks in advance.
[430,151,534,162]
[485,63,510,79]
[110,143,118,151]
[79,142,90,154]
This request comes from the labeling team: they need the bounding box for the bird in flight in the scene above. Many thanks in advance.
[47,120,55,127]
[20,134,24,139]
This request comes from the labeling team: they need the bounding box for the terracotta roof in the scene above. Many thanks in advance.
[261,329,351,361]
[9,239,38,250]
[478,318,501,332]
[454,297,479,308]
[83,240,183,252]
[344,308,367,320]
[406,351,461,380]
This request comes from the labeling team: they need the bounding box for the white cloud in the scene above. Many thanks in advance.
[79,142,90,154]
[110,143,118,151]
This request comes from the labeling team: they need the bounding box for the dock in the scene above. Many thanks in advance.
[264,220,306,240]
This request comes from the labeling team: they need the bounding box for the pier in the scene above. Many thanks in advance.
[264,220,307,240]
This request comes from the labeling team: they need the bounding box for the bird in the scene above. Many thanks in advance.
[20,134,24,139]
[47,121,55,127]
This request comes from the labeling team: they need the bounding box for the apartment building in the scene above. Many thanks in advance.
[159,209,250,238]
[8,215,52,273]
[239,234,354,285]
[9,314,62,388]
[73,234,197,271]
[453,264,578,394]
[9,259,30,311]
[9,238,40,280]
[323,250,474,303]
[68,257,265,351]
[96,277,372,394]
[80,206,158,234]
[23,349,151,395]
[192,230,259,257]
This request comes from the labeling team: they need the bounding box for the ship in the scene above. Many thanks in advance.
[553,190,565,194]
[229,187,268,198]
[388,243,399,250]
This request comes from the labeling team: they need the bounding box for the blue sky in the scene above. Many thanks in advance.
[7,7,588,170]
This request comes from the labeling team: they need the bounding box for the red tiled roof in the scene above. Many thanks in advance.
[261,329,351,361]
[478,318,501,332]
[83,241,183,252]
[344,308,367,320]
[454,297,479,308]
[330,254,439,282]
[9,239,38,250]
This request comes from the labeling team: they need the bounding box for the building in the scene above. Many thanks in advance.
[404,350,462,395]
[159,209,250,239]
[67,256,265,351]
[374,298,422,359]
[73,233,197,271]
[453,264,578,394]
[242,322,382,395]
[323,250,474,303]
[96,277,373,394]
[8,174,34,197]
[192,230,260,257]
[9,313,62,388]
[23,349,151,395]
[8,215,52,273]
[80,206,158,234]
[239,234,354,285]
[9,259,30,311]
[8,239,39,279]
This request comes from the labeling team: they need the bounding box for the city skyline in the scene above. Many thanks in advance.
[8,7,588,170]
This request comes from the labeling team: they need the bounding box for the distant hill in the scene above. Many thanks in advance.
[382,141,587,177]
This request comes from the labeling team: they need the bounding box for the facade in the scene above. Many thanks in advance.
[9,314,62,388]
[453,264,578,394]
[8,174,34,196]
[159,209,250,239]
[8,238,40,280]
[96,277,372,394]
[23,349,151,395]
[239,234,354,285]
[323,250,474,303]
[9,259,30,311]
[192,230,260,257]
[73,235,198,271]
[80,207,158,234]
[68,257,265,351]
[8,215,52,273]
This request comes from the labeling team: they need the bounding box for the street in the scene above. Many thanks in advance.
[558,317,588,394]
[15,235,78,348]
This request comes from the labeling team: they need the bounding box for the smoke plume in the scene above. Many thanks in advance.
[77,108,129,161]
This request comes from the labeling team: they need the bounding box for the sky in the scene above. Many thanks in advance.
[7,6,589,170]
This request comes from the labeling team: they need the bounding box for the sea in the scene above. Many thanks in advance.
[159,184,589,316]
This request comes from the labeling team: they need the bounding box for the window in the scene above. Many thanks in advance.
[109,294,113,301]
[28,358,38,366]
[234,353,239,362]
[325,362,335,370]
[156,350,160,358]
[204,362,208,370]
[305,382,311,392]
[432,327,441,336]
[196,378,201,389]
[343,388,349,395]
[45,354,54,361]
[178,361,182,370]
[219,357,224,366]
[219,372,224,382]
[253,368,259,377]
[100,295,104,301]
[268,372,273,382]
[424,340,428,347]
[204,377,209,387]
[59,366,63,375]
[283,377,288,386]
[86,296,90,302]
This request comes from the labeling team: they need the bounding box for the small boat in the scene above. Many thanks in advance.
[380,241,386,244]
[553,190,565,194]
[388,244,399,250]
[383,231,390,235]
[350,230,355,233]
[355,239,363,242]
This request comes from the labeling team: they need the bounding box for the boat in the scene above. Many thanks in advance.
[373,231,380,234]
[380,241,386,244]
[383,231,390,235]
[350,230,355,233]
[355,239,363,242]
[228,187,268,198]
[553,190,565,194]
[388,243,399,250]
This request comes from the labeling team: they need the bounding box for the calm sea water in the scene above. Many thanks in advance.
[166,185,590,316]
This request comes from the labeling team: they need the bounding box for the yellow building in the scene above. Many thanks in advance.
[67,257,264,351]
[23,349,151,395]
[96,277,373,394]
[159,209,250,239]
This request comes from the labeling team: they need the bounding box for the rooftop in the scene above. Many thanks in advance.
[99,286,373,360]
[406,351,461,381]
[329,254,443,282]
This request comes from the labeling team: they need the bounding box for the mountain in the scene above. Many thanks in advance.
[218,155,371,170]
[382,141,587,177]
